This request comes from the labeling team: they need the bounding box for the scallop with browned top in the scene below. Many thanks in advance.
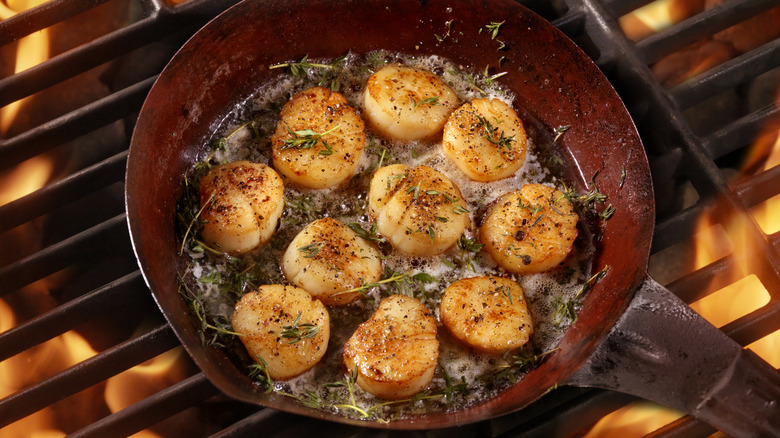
[343,294,439,400]
[232,285,330,380]
[363,64,459,141]
[442,98,527,182]
[282,217,382,305]
[479,183,578,274]
[199,161,284,254]
[368,164,470,256]
[440,276,533,355]
[271,86,366,189]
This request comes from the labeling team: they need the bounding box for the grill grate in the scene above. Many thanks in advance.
[1,0,779,436]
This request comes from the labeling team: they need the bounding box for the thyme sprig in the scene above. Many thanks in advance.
[484,20,505,39]
[476,115,514,151]
[410,95,440,110]
[553,265,610,325]
[331,271,410,298]
[179,192,214,255]
[298,241,325,259]
[280,311,321,344]
[347,222,385,244]
[248,356,274,391]
[553,125,570,143]
[269,53,348,89]
[452,67,507,95]
[434,20,454,42]
[457,234,484,271]
[178,279,241,347]
[280,124,341,152]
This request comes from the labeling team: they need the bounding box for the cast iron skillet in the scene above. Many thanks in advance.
[125,0,780,435]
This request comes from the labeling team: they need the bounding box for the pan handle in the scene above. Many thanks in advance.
[567,276,780,438]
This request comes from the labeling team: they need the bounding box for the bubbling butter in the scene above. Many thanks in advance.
[178,51,596,420]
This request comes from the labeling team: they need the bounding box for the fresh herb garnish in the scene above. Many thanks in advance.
[410,95,440,110]
[476,114,514,151]
[280,311,321,344]
[279,124,341,152]
[553,265,610,325]
[553,125,570,143]
[347,222,385,244]
[298,241,325,259]
[484,21,505,39]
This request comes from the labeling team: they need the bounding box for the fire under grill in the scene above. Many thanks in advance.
[1,0,779,436]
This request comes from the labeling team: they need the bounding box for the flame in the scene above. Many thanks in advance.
[583,401,684,438]
[103,346,187,438]
[0,299,98,437]
[0,0,50,137]
[619,0,704,42]
[0,155,55,206]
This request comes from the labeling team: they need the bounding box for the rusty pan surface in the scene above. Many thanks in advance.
[126,0,655,429]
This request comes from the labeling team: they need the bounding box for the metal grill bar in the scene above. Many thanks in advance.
[0,151,127,231]
[0,0,112,46]
[670,37,780,109]
[70,373,221,438]
[637,0,780,64]
[0,271,146,361]
[705,103,780,160]
[0,78,151,171]
[0,214,129,294]
[0,323,179,429]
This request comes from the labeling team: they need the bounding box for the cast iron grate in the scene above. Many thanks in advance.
[0,0,778,436]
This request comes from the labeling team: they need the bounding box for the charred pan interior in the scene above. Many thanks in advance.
[1,0,779,436]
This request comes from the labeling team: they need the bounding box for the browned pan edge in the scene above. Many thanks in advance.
[125,0,654,429]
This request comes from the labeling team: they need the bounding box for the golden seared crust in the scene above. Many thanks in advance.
[343,294,439,400]
[442,98,527,182]
[479,184,578,274]
[282,217,382,305]
[271,86,366,189]
[199,161,284,254]
[363,64,459,141]
[440,276,533,354]
[368,164,470,256]
[232,285,330,380]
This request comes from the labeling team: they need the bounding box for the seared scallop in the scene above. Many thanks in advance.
[442,98,527,181]
[199,161,284,254]
[271,86,366,189]
[343,294,439,400]
[440,276,533,354]
[232,285,330,380]
[363,64,459,141]
[282,217,383,305]
[479,184,578,274]
[368,164,470,256]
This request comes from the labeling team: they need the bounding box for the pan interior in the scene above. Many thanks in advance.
[125,0,654,429]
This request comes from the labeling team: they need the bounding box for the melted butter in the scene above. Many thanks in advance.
[179,51,595,419]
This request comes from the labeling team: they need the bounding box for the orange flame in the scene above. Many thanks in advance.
[0,0,51,137]
[589,2,780,435]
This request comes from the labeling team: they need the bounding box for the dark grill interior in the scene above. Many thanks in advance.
[1,0,779,436]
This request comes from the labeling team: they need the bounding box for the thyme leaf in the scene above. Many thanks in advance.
[410,95,440,110]
[280,124,341,151]
[476,115,514,151]
[248,356,274,391]
[298,241,325,258]
[553,125,570,143]
[347,222,385,244]
[280,311,321,344]
[484,21,505,39]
